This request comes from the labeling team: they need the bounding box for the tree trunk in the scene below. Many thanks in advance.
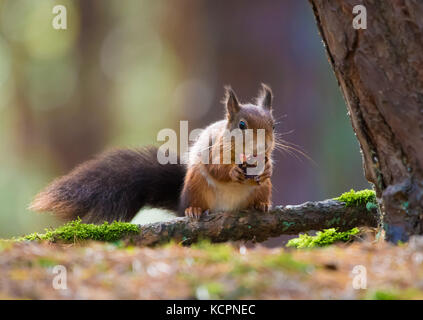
[308,0,423,242]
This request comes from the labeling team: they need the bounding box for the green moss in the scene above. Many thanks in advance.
[366,202,378,211]
[286,228,360,249]
[230,262,256,276]
[37,257,59,268]
[366,288,423,300]
[369,290,399,300]
[282,221,295,231]
[334,189,376,208]
[0,240,13,252]
[195,282,225,299]
[263,252,310,273]
[17,218,140,243]
[192,240,233,263]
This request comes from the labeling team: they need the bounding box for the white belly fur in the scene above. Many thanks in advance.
[212,180,255,212]
[200,166,256,212]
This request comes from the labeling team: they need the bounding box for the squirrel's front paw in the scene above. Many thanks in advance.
[185,207,204,221]
[229,166,246,183]
[257,161,272,184]
[254,202,271,212]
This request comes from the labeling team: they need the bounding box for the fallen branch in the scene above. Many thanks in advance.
[129,198,379,246]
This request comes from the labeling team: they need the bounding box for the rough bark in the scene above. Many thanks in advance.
[308,0,423,242]
[125,199,378,246]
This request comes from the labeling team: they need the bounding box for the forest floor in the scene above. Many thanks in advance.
[1,236,423,299]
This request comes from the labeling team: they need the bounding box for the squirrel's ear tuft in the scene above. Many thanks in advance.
[223,86,240,120]
[256,83,273,111]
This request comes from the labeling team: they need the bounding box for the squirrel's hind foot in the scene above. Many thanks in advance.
[185,207,209,221]
[253,202,271,212]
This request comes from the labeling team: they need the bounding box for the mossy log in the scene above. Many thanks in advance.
[22,191,378,246]
[130,198,378,246]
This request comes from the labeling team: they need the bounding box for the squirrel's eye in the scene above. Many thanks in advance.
[272,124,275,130]
[239,121,247,130]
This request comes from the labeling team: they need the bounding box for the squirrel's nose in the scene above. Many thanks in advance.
[239,153,248,163]
[240,153,265,164]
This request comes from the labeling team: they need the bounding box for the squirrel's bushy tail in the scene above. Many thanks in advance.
[29,147,186,223]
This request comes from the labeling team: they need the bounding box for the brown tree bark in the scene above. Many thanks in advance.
[126,198,377,246]
[36,198,377,246]
[308,0,423,242]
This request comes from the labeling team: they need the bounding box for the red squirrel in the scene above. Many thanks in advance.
[29,84,275,223]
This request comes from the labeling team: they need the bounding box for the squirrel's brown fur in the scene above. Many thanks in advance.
[30,84,276,223]
[179,84,275,219]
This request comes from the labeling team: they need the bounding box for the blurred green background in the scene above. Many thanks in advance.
[0,0,370,238]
